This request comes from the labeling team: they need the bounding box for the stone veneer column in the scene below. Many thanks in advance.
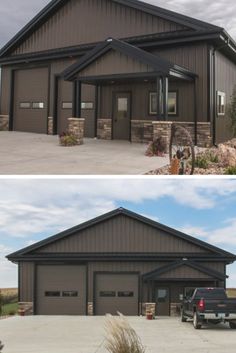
[131,120,154,143]
[67,118,85,145]
[48,117,54,135]
[97,119,112,140]
[0,115,9,131]
[87,302,94,316]
[18,302,33,316]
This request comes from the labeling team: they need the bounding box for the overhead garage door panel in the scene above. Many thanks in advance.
[14,67,48,134]
[95,273,139,316]
[37,265,86,315]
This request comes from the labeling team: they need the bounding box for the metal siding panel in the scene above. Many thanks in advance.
[37,214,209,254]
[159,265,211,279]
[19,262,34,302]
[151,43,208,123]
[0,66,11,114]
[12,0,186,55]
[57,78,73,134]
[215,50,236,143]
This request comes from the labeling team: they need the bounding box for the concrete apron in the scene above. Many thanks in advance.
[0,316,235,353]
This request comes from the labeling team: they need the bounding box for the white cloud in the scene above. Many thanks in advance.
[0,244,17,288]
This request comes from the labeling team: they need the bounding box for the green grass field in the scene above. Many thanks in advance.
[1,303,18,316]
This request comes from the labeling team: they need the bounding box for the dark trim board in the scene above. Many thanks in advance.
[93,271,141,316]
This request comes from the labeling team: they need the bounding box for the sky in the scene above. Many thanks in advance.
[0,0,236,49]
[0,178,236,289]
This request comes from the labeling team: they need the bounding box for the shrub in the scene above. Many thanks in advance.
[59,132,78,147]
[225,166,236,175]
[194,156,209,169]
[145,137,167,157]
[105,313,145,353]
[206,151,219,164]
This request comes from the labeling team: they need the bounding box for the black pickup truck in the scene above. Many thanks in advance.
[181,287,236,329]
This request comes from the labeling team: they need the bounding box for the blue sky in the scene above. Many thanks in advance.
[0,178,236,288]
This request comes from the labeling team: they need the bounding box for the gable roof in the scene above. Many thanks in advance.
[7,207,236,261]
[0,0,222,58]
[142,260,227,281]
[63,38,196,81]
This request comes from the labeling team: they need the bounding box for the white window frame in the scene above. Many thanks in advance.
[217,91,226,116]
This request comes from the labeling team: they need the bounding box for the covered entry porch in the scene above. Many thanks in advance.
[63,38,198,143]
[142,260,227,316]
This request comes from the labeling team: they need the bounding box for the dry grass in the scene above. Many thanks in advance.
[0,288,18,297]
[227,288,236,298]
[105,313,145,353]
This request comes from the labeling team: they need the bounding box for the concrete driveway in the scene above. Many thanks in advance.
[0,132,168,175]
[0,316,235,353]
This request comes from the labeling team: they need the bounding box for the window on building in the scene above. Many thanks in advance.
[149,91,177,115]
[45,291,61,297]
[19,102,31,109]
[32,102,45,109]
[217,91,226,116]
[117,291,134,297]
[99,291,116,297]
[62,291,78,297]
[62,102,73,109]
[81,102,94,110]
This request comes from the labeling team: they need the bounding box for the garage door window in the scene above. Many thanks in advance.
[62,102,73,109]
[118,291,134,297]
[62,291,78,297]
[32,102,45,109]
[100,291,116,297]
[45,291,60,297]
[19,102,31,109]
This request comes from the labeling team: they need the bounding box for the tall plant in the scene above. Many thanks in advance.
[105,313,145,353]
[228,85,236,137]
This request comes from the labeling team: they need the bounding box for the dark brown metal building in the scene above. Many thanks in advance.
[0,0,236,144]
[7,208,236,316]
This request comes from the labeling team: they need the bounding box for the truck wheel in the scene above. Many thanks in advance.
[181,309,187,322]
[229,322,236,329]
[193,312,202,329]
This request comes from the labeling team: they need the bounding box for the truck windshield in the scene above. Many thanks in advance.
[195,289,227,299]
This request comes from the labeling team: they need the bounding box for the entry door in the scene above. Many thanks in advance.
[113,92,131,140]
[155,287,170,316]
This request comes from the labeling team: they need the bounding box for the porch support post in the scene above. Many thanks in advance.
[194,79,198,145]
[94,84,99,138]
[157,76,162,120]
[76,81,82,118]
[163,76,169,121]
[72,81,77,117]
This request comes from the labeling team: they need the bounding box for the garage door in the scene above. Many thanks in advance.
[57,79,73,134]
[36,265,86,315]
[95,273,139,316]
[13,67,49,134]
